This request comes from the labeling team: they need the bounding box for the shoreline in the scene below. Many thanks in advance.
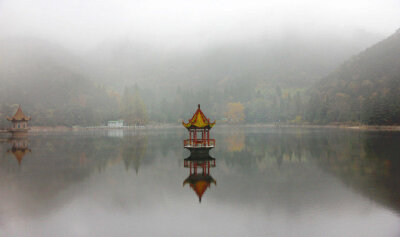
[241,124,400,131]
[24,124,400,132]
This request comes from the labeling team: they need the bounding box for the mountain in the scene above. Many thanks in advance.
[0,30,385,126]
[307,29,400,125]
[0,38,118,126]
[86,31,381,90]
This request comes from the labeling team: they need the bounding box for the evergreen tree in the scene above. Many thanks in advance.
[121,85,148,125]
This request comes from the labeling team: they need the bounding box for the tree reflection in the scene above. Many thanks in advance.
[315,132,400,213]
[225,131,245,152]
[217,128,307,170]
[120,135,148,173]
[216,128,400,214]
[0,132,149,218]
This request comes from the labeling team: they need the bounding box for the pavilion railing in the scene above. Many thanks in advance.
[184,159,216,168]
[183,139,215,148]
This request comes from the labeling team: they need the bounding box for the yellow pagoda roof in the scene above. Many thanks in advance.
[7,105,31,121]
[182,104,215,129]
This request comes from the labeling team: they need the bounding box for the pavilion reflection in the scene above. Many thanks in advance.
[183,152,217,203]
[7,137,31,165]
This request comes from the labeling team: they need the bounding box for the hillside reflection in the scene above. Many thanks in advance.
[214,128,400,214]
[0,131,152,218]
[121,134,147,173]
[0,128,399,234]
[312,133,400,213]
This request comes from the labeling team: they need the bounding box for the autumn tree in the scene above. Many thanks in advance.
[226,102,245,123]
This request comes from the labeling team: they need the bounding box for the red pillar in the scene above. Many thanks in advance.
[189,130,191,145]
[205,129,207,146]
[201,129,204,146]
[194,129,197,147]
[192,129,194,146]
[207,129,210,146]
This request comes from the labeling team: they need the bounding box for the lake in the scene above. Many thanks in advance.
[0,127,399,237]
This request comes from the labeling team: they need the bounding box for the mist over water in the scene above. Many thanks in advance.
[0,128,399,237]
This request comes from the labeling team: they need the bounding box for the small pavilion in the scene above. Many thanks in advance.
[182,104,216,151]
[6,105,31,137]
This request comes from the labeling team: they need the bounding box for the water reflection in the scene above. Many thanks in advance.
[7,138,31,165]
[120,134,147,173]
[0,132,152,219]
[0,137,31,166]
[183,152,216,202]
[107,129,124,138]
[215,128,400,214]
[224,131,245,152]
[310,132,400,213]
[0,129,398,236]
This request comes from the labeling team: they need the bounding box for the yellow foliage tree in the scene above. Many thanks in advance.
[226,102,245,123]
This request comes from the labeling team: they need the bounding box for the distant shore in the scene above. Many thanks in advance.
[29,124,181,132]
[24,123,400,132]
[241,124,400,131]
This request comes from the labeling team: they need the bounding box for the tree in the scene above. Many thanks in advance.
[226,102,245,123]
[121,85,148,125]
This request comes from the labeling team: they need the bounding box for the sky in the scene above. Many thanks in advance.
[0,0,400,50]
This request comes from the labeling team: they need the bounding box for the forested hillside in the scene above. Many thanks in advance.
[87,32,378,124]
[0,39,118,127]
[0,29,396,126]
[307,29,400,125]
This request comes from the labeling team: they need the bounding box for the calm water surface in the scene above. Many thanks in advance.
[0,127,399,237]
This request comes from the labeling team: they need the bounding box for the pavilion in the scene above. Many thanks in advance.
[182,104,215,151]
[6,105,31,138]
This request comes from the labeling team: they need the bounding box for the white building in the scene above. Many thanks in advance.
[107,120,124,128]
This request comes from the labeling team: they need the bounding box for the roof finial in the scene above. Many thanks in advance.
[198,104,200,109]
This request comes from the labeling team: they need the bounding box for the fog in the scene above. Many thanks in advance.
[1,0,399,50]
[0,0,399,126]
[1,2,400,235]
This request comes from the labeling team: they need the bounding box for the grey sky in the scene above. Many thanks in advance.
[1,0,399,50]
